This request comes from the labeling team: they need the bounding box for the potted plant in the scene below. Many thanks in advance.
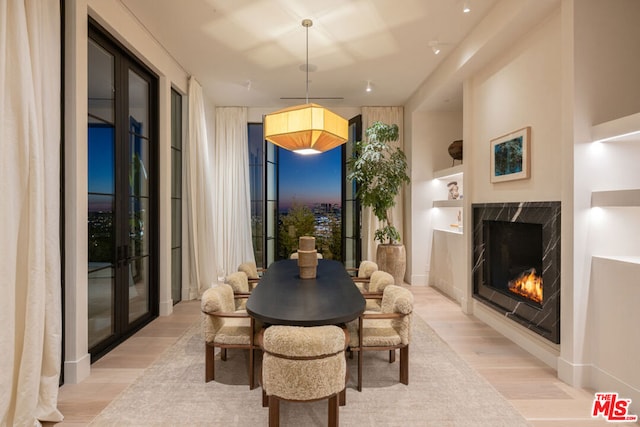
[347,121,410,284]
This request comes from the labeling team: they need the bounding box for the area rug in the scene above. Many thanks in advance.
[89,314,530,426]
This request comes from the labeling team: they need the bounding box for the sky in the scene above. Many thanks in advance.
[278,145,342,210]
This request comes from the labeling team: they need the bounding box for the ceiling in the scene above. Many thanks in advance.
[120,0,499,110]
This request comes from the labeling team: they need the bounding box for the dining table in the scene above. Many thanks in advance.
[246,259,366,326]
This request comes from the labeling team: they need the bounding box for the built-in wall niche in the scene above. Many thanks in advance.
[590,112,640,208]
[432,165,464,234]
[591,111,640,144]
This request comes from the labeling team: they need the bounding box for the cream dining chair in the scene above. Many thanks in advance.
[347,284,413,391]
[201,283,257,389]
[260,325,348,427]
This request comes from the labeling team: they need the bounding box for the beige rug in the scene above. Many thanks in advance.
[90,314,530,426]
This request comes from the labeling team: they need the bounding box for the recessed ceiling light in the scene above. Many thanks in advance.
[366,80,373,92]
[463,1,471,13]
[429,41,441,55]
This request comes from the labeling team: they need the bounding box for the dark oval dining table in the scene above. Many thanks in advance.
[246,259,366,326]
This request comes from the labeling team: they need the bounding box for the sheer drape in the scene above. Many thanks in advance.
[361,106,405,261]
[186,77,217,297]
[0,0,63,424]
[213,107,255,277]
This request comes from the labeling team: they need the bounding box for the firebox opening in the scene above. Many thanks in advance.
[484,220,543,308]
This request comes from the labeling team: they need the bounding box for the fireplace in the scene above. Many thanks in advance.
[472,202,560,344]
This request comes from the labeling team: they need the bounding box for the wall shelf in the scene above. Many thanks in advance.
[591,111,640,143]
[591,189,640,207]
[593,255,640,265]
[431,165,464,235]
[433,199,463,208]
[434,227,463,235]
[434,164,464,179]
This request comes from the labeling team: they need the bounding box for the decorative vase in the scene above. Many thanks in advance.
[448,140,463,165]
[297,236,317,279]
[376,244,406,285]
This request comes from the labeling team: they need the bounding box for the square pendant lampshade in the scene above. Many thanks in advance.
[264,103,348,154]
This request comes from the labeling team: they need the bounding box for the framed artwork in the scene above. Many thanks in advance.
[490,126,531,183]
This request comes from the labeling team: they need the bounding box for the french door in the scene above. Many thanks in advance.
[88,23,158,360]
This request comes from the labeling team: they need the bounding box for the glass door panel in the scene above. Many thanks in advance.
[127,69,151,323]
[342,115,362,269]
[265,140,278,266]
[171,89,182,304]
[88,39,116,348]
[248,123,264,267]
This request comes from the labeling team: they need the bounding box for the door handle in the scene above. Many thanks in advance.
[116,245,131,267]
[117,246,123,268]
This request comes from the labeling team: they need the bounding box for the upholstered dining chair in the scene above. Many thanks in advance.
[260,325,348,427]
[201,283,257,389]
[237,261,264,289]
[347,284,413,392]
[348,260,378,284]
[225,271,252,309]
[357,270,395,311]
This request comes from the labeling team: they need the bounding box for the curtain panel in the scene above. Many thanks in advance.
[361,106,405,261]
[0,0,63,424]
[213,107,255,277]
[185,77,217,297]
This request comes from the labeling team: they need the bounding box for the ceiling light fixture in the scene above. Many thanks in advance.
[366,80,373,92]
[429,41,441,55]
[263,19,348,155]
[463,1,471,13]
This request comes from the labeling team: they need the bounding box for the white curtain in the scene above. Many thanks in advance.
[0,0,63,424]
[361,106,405,261]
[185,77,217,297]
[213,107,255,277]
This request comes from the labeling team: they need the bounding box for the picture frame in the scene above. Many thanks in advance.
[490,126,531,183]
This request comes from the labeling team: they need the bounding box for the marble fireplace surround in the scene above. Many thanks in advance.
[472,202,561,344]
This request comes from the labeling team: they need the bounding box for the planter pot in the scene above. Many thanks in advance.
[376,244,406,285]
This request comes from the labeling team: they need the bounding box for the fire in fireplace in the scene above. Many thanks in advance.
[473,202,560,344]
[508,268,543,304]
[484,220,543,307]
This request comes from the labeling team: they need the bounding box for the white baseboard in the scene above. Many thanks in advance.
[557,357,590,387]
[409,274,428,286]
[159,298,174,316]
[64,352,91,384]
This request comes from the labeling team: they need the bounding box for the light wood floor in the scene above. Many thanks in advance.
[47,285,636,426]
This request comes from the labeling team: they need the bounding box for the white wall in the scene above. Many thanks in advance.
[468,11,562,205]
[567,0,640,406]
[588,256,640,415]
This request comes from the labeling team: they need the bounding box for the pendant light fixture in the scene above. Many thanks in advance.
[264,19,348,155]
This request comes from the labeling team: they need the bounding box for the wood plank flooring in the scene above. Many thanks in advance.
[46,285,636,426]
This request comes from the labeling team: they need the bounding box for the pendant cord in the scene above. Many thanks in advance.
[305,23,309,104]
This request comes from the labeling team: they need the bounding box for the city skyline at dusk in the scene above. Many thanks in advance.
[278,145,342,210]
